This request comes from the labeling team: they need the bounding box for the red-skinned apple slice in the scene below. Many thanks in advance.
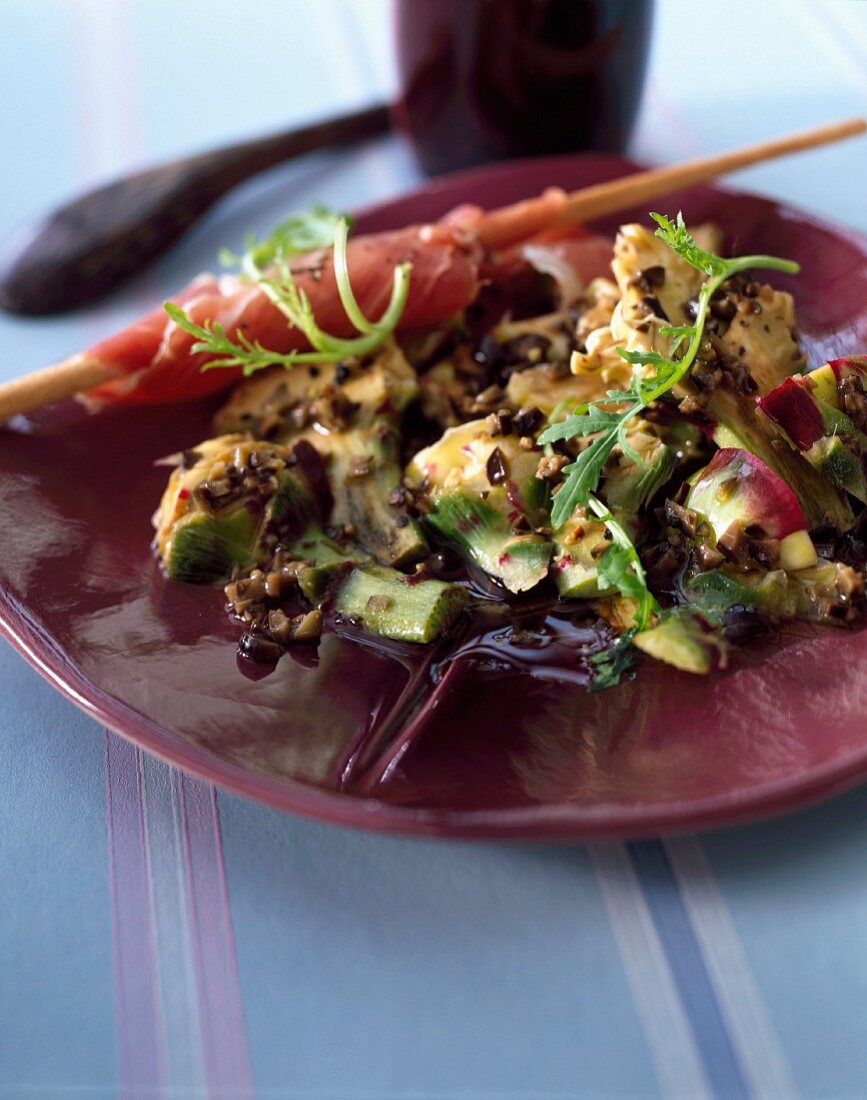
[759,355,867,446]
[758,355,867,503]
[826,354,867,384]
[758,376,825,449]
[686,448,817,571]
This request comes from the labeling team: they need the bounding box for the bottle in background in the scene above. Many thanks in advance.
[394,0,654,176]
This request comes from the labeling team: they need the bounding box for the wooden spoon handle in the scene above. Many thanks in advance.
[0,102,392,316]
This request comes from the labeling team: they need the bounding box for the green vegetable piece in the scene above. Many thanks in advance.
[685,566,826,621]
[292,530,367,603]
[278,526,464,644]
[602,434,676,513]
[155,436,326,583]
[332,565,468,644]
[758,356,867,506]
[165,507,263,583]
[427,492,553,593]
[551,512,611,598]
[685,569,791,615]
[266,469,320,540]
[806,431,867,503]
[214,345,427,568]
[408,420,553,593]
[684,447,818,572]
[633,611,721,675]
[328,425,428,568]
[712,392,853,531]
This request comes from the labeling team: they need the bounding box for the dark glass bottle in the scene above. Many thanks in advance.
[395,0,654,176]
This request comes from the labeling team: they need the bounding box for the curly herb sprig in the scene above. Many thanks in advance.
[217,203,345,269]
[539,212,799,529]
[164,208,412,377]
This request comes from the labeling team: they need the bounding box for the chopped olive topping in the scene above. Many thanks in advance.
[485,446,509,486]
[513,406,543,436]
[346,455,373,480]
[238,632,283,663]
[536,453,568,482]
[838,374,867,431]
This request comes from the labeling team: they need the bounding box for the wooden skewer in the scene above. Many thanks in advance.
[0,116,864,422]
[476,116,867,248]
[0,355,112,421]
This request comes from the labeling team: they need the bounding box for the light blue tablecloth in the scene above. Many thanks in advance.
[2,2,866,1097]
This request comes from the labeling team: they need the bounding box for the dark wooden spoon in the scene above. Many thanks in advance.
[0,102,391,316]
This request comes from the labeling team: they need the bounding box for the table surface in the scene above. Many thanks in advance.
[2,2,867,1097]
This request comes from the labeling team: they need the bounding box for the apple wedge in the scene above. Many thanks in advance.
[758,355,867,502]
[685,448,817,572]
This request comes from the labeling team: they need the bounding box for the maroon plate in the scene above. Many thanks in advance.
[2,154,867,839]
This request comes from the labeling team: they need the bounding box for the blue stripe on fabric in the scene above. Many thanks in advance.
[627,840,751,1099]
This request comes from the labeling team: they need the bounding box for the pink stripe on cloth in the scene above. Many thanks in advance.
[105,734,253,1097]
[104,732,164,1097]
[179,771,254,1096]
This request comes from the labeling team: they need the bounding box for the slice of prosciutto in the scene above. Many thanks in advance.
[84,214,614,408]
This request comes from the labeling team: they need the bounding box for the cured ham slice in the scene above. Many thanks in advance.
[77,174,618,409]
[86,224,484,405]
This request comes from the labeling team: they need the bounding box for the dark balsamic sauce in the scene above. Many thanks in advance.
[432,596,609,687]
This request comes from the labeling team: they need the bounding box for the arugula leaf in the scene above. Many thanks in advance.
[597,543,648,604]
[615,418,646,467]
[589,630,637,691]
[651,211,798,282]
[551,438,612,520]
[538,407,622,443]
[165,214,411,376]
[540,211,799,529]
[587,494,658,631]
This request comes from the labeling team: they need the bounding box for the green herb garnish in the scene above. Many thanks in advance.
[538,212,799,529]
[581,492,659,689]
[218,204,346,269]
[165,211,411,376]
[589,494,658,631]
[589,630,638,691]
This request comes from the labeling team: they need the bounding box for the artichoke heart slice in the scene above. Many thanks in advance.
[154,435,326,583]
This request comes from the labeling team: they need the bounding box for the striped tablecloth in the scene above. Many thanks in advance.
[2,2,866,1096]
